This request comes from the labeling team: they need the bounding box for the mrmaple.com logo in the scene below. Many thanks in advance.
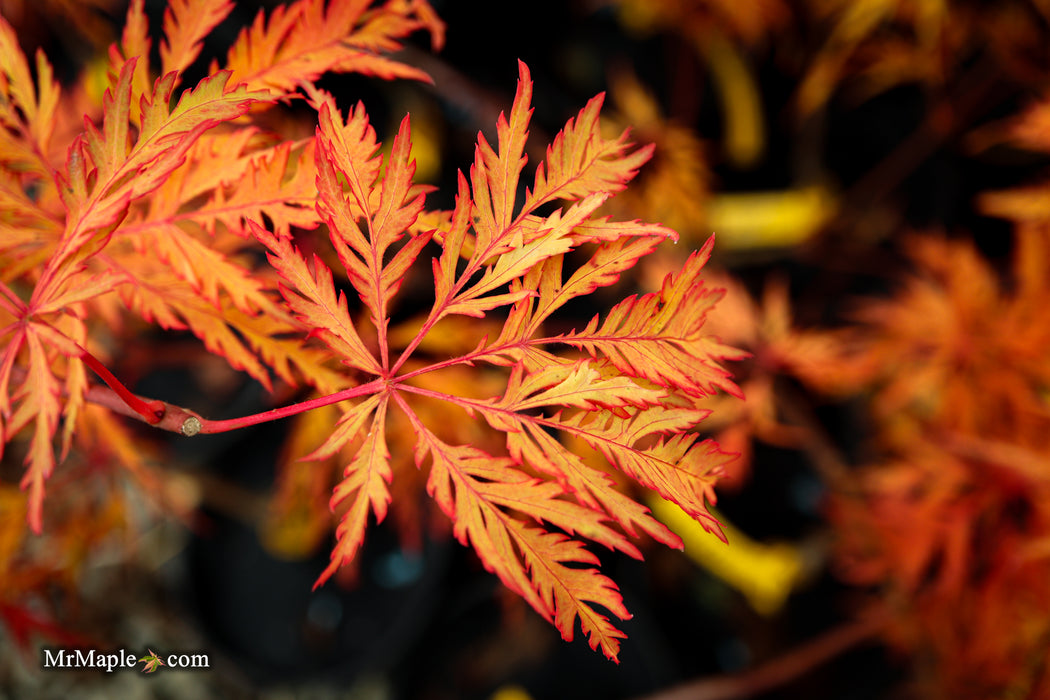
[41,647,209,673]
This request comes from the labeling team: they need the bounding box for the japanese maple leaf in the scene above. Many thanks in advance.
[139,649,165,673]
[254,61,742,661]
[0,52,269,532]
[0,0,442,534]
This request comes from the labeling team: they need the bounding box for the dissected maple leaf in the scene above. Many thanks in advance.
[221,0,445,95]
[160,0,236,76]
[0,55,271,531]
[252,61,741,661]
[0,0,442,536]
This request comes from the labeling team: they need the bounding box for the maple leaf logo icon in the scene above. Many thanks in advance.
[138,649,165,674]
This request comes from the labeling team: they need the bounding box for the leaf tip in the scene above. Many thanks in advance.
[312,560,340,591]
[22,481,44,535]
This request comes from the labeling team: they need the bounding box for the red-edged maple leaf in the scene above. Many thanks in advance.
[0,0,438,537]
[556,241,744,401]
[40,62,270,300]
[160,0,236,76]
[256,61,741,661]
[221,0,444,96]
[0,15,61,176]
[0,57,270,531]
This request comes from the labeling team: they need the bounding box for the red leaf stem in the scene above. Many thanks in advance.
[78,344,166,424]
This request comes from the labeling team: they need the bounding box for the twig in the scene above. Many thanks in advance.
[774,383,858,497]
[631,614,887,700]
[941,432,1048,485]
[11,360,381,437]
[78,343,166,424]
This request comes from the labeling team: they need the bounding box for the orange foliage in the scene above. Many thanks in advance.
[0,0,742,664]
[823,230,1050,697]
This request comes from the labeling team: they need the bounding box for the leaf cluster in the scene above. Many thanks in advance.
[0,0,742,663]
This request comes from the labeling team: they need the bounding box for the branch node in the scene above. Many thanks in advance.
[180,416,202,437]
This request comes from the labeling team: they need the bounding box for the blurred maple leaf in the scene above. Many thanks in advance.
[797,0,1050,115]
[0,0,123,52]
[604,0,788,167]
[824,228,1050,697]
[609,0,790,47]
[833,232,1050,448]
[687,270,845,486]
[600,70,710,244]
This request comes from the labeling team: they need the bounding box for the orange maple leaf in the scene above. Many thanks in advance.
[252,61,741,661]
